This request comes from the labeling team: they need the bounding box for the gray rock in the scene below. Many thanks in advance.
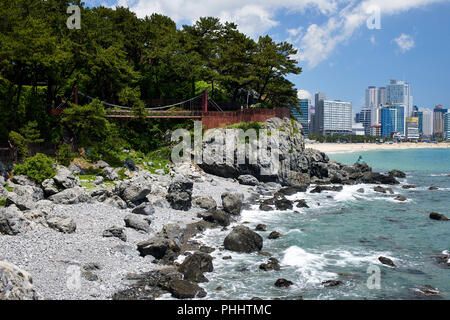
[268,231,282,239]
[0,260,39,300]
[102,167,118,181]
[223,226,263,253]
[166,175,193,211]
[274,278,293,288]
[178,252,214,283]
[255,224,267,231]
[0,205,28,235]
[53,166,79,189]
[46,214,76,234]
[103,195,127,209]
[259,258,280,271]
[116,176,152,205]
[221,192,243,215]
[96,160,110,169]
[49,187,91,205]
[131,203,155,216]
[198,209,230,227]
[124,214,151,233]
[237,175,259,186]
[103,226,127,242]
[68,164,85,175]
[168,279,206,299]
[11,175,37,187]
[137,237,180,259]
[192,196,217,210]
[0,176,5,187]
[41,178,59,197]
[6,185,44,211]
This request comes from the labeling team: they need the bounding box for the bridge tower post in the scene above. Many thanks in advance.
[73,85,79,105]
[202,89,208,113]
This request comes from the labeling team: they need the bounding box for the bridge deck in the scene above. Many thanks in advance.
[105,110,203,119]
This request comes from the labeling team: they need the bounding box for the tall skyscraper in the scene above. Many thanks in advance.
[413,108,423,135]
[381,105,405,138]
[316,100,352,135]
[386,79,413,125]
[312,92,326,134]
[355,107,371,135]
[291,98,310,137]
[406,117,420,140]
[433,105,448,138]
[421,109,434,137]
[444,112,450,140]
[365,86,379,126]
[378,87,386,106]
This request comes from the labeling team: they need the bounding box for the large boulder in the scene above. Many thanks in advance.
[192,196,217,210]
[168,279,207,299]
[221,192,243,215]
[48,187,91,205]
[116,176,152,206]
[137,237,180,259]
[0,260,39,300]
[429,212,449,221]
[237,175,259,186]
[166,175,193,211]
[46,214,76,234]
[389,169,406,178]
[6,185,44,211]
[124,214,151,233]
[198,209,231,227]
[11,175,37,187]
[53,166,79,189]
[41,179,59,197]
[103,167,118,181]
[0,205,28,235]
[131,203,155,216]
[223,226,263,253]
[103,226,127,242]
[178,252,214,283]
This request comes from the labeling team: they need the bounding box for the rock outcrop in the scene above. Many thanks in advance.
[223,226,263,253]
[166,175,193,211]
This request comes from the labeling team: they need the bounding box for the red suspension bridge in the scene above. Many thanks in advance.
[53,87,290,129]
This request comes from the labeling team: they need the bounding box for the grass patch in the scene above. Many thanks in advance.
[4,183,13,192]
[0,198,5,207]
[117,168,126,180]
[80,181,95,190]
[145,147,172,175]
[76,174,97,182]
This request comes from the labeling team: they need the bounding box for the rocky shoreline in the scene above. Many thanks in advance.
[0,117,446,300]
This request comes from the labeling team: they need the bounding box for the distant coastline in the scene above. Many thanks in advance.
[308,142,450,154]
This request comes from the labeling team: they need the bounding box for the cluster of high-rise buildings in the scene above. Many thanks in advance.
[356,80,449,140]
[290,79,449,141]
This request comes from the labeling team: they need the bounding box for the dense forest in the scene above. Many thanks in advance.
[0,0,301,165]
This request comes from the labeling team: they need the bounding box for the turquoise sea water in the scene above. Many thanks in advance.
[194,148,450,300]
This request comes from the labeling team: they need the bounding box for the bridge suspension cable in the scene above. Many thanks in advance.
[78,91,203,111]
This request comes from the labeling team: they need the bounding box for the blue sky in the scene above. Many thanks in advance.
[86,0,450,112]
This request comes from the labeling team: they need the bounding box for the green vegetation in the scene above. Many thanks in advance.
[4,184,13,192]
[0,1,302,168]
[14,153,56,184]
[309,134,381,143]
[56,143,77,166]
[0,198,5,207]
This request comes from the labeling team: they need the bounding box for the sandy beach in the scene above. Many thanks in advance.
[307,142,450,153]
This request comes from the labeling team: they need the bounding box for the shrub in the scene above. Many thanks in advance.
[9,131,28,159]
[0,198,5,207]
[56,143,76,166]
[14,153,56,184]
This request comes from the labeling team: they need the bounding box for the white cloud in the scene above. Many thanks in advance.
[297,89,312,100]
[116,0,339,38]
[110,0,448,66]
[393,33,415,53]
[296,0,447,68]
